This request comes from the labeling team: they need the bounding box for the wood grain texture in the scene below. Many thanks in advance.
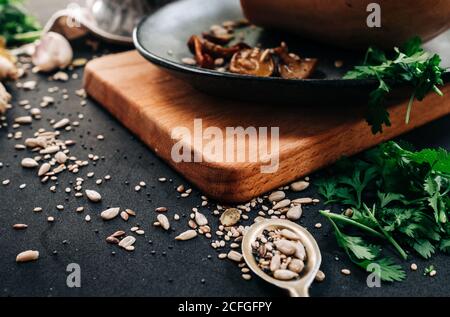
[83,50,450,203]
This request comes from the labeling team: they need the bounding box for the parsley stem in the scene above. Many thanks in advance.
[433,85,444,97]
[319,211,384,239]
[405,93,415,124]
[364,206,408,260]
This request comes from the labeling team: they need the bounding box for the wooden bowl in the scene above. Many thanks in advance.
[240,0,450,49]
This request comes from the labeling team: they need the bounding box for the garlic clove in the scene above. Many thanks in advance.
[32,32,73,73]
[0,55,18,81]
[0,82,11,114]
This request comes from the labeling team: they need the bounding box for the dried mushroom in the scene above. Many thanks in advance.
[202,24,234,45]
[276,42,318,80]
[184,20,318,79]
[230,48,275,77]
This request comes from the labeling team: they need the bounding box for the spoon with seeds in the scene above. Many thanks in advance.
[242,219,321,297]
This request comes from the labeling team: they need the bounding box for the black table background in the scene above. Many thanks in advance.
[0,0,449,297]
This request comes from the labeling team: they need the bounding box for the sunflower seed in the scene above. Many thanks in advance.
[55,151,67,164]
[274,240,296,255]
[101,207,120,220]
[2,179,10,185]
[106,236,120,244]
[288,259,305,273]
[85,215,91,222]
[341,269,351,276]
[195,211,208,226]
[268,191,285,202]
[227,250,243,262]
[241,274,252,281]
[290,181,310,192]
[286,205,302,221]
[16,250,39,263]
[53,118,70,129]
[21,158,39,168]
[119,236,136,249]
[155,207,168,213]
[38,163,51,176]
[15,116,32,124]
[273,199,291,210]
[125,209,136,216]
[13,224,28,230]
[292,197,313,205]
[136,230,145,235]
[157,214,170,230]
[33,207,42,212]
[315,270,326,282]
[280,229,302,241]
[47,216,55,222]
[85,189,102,202]
[120,211,129,221]
[274,269,298,280]
[175,230,198,241]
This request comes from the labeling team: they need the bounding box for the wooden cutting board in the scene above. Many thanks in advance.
[83,50,450,203]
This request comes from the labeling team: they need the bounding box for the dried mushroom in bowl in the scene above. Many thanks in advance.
[183,20,318,79]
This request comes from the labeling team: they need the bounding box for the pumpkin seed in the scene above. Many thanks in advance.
[220,208,241,227]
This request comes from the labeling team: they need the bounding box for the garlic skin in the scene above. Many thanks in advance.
[32,32,73,72]
[0,55,18,80]
[0,82,11,114]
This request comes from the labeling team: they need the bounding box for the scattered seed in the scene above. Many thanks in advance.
[16,250,39,263]
[410,263,418,271]
[155,207,168,213]
[220,208,241,227]
[341,269,351,276]
[268,191,285,202]
[120,211,129,221]
[101,207,120,220]
[242,274,252,281]
[119,236,136,249]
[175,230,198,241]
[286,205,302,221]
[290,181,310,192]
[13,224,28,230]
[21,158,39,168]
[157,214,170,230]
[315,270,326,282]
[85,189,102,202]
[227,250,243,262]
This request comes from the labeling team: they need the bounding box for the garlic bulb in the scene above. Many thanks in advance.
[0,55,18,80]
[0,82,11,114]
[32,32,73,72]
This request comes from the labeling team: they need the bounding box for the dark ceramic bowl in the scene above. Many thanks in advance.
[134,0,450,105]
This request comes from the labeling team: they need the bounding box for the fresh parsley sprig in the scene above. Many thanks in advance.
[344,37,446,134]
[317,141,450,282]
[0,0,41,46]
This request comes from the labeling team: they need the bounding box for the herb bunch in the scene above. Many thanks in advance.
[317,141,450,282]
[0,0,41,46]
[344,37,446,134]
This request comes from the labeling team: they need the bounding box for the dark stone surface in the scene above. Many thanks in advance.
[0,0,449,297]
